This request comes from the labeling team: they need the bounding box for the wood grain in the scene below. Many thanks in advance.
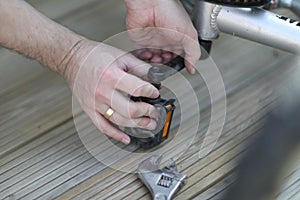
[1,0,299,199]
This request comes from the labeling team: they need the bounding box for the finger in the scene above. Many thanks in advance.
[133,49,144,57]
[140,51,153,60]
[182,33,201,74]
[116,70,159,98]
[112,114,157,130]
[98,104,157,130]
[94,91,160,119]
[133,49,153,60]
[150,55,163,63]
[184,54,197,74]
[95,113,131,144]
[161,51,173,60]
[112,91,160,118]
[122,54,152,80]
[161,51,174,63]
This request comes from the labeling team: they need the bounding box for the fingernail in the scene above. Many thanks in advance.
[190,67,196,75]
[152,89,159,98]
[122,137,130,145]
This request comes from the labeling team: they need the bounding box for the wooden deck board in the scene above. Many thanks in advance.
[1,0,300,199]
[193,173,235,200]
[58,55,293,199]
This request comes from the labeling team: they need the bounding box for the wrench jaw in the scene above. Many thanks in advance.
[138,156,187,200]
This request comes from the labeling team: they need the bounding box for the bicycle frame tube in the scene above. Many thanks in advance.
[191,0,300,55]
[217,7,300,54]
[279,0,300,17]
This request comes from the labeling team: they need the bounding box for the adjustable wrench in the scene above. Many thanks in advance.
[138,155,187,200]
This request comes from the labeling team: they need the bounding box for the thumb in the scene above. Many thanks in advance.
[183,33,201,74]
[115,69,160,99]
[123,54,153,80]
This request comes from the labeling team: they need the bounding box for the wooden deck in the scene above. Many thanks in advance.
[1,0,300,199]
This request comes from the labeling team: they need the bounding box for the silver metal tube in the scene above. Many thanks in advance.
[217,7,300,54]
[193,0,220,40]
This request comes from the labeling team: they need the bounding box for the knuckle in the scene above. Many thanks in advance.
[95,89,110,102]
[137,118,150,128]
[133,85,151,97]
[147,105,157,116]
[114,116,125,126]
[102,69,118,85]
[129,107,140,118]
[132,88,141,97]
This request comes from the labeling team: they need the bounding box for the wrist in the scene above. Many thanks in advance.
[60,39,99,90]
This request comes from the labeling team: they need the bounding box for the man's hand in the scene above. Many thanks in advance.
[63,40,160,144]
[125,0,200,74]
[0,0,160,145]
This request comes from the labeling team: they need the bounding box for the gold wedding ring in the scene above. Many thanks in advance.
[104,108,114,119]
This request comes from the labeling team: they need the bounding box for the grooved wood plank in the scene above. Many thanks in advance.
[193,173,235,200]
[59,59,281,199]
[1,0,299,199]
[72,53,298,199]
[0,72,72,158]
[85,91,273,200]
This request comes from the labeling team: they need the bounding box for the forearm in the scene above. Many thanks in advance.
[0,0,85,76]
